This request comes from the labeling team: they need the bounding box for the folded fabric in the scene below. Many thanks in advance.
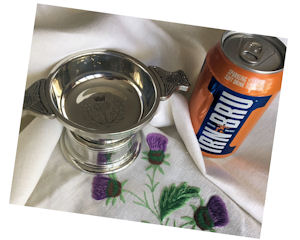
[10,118,62,205]
[170,92,279,223]
[170,93,206,174]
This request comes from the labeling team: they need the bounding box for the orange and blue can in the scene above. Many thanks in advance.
[189,31,286,158]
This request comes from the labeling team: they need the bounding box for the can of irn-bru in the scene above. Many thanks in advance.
[189,31,286,158]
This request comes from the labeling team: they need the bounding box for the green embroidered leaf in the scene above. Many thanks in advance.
[121,180,128,187]
[105,197,111,206]
[112,197,117,206]
[145,183,152,192]
[165,218,170,225]
[181,216,194,222]
[159,183,200,221]
[146,174,153,184]
[109,173,116,180]
[143,191,148,202]
[146,165,152,171]
[163,160,170,166]
[141,220,150,223]
[199,196,205,206]
[152,182,159,192]
[120,194,125,203]
[133,201,145,207]
[190,204,198,211]
[158,166,164,175]
[179,222,192,228]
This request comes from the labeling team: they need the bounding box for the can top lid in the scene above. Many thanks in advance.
[221,31,286,73]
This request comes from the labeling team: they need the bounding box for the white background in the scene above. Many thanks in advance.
[1,0,299,239]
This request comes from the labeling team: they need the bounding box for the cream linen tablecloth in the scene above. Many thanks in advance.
[10,4,282,238]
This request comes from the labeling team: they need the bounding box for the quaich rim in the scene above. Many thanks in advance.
[45,49,161,140]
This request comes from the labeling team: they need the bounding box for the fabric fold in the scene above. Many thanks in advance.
[170,93,206,175]
[10,117,62,205]
[168,92,279,223]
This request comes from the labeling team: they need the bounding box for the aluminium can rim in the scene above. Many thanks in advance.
[221,31,286,74]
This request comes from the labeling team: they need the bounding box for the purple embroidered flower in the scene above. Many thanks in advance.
[92,175,122,200]
[146,133,168,165]
[207,195,229,227]
[193,195,229,230]
[92,174,128,206]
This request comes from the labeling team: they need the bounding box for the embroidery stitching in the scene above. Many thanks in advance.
[91,132,229,231]
[179,196,229,231]
[92,173,127,206]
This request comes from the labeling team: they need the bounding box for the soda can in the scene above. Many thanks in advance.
[189,31,286,158]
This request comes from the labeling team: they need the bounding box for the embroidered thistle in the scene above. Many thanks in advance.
[91,133,228,232]
[146,133,168,165]
[129,132,172,224]
[180,195,229,231]
[142,133,170,174]
[92,174,127,206]
[205,195,229,228]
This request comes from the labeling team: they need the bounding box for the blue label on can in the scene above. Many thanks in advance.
[196,77,271,156]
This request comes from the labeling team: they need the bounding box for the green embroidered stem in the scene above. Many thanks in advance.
[198,195,205,206]
[164,218,170,226]
[143,191,160,221]
[152,190,159,217]
[148,166,159,216]
[123,189,144,203]
[179,216,196,228]
[123,189,160,221]
[141,220,150,223]
[179,222,194,228]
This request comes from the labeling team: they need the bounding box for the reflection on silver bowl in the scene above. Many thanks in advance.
[24,49,190,173]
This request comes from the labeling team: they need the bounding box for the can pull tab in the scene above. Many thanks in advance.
[240,40,263,64]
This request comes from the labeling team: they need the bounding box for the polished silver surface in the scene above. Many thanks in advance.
[60,128,142,174]
[24,49,190,173]
[221,31,286,74]
[48,50,159,140]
